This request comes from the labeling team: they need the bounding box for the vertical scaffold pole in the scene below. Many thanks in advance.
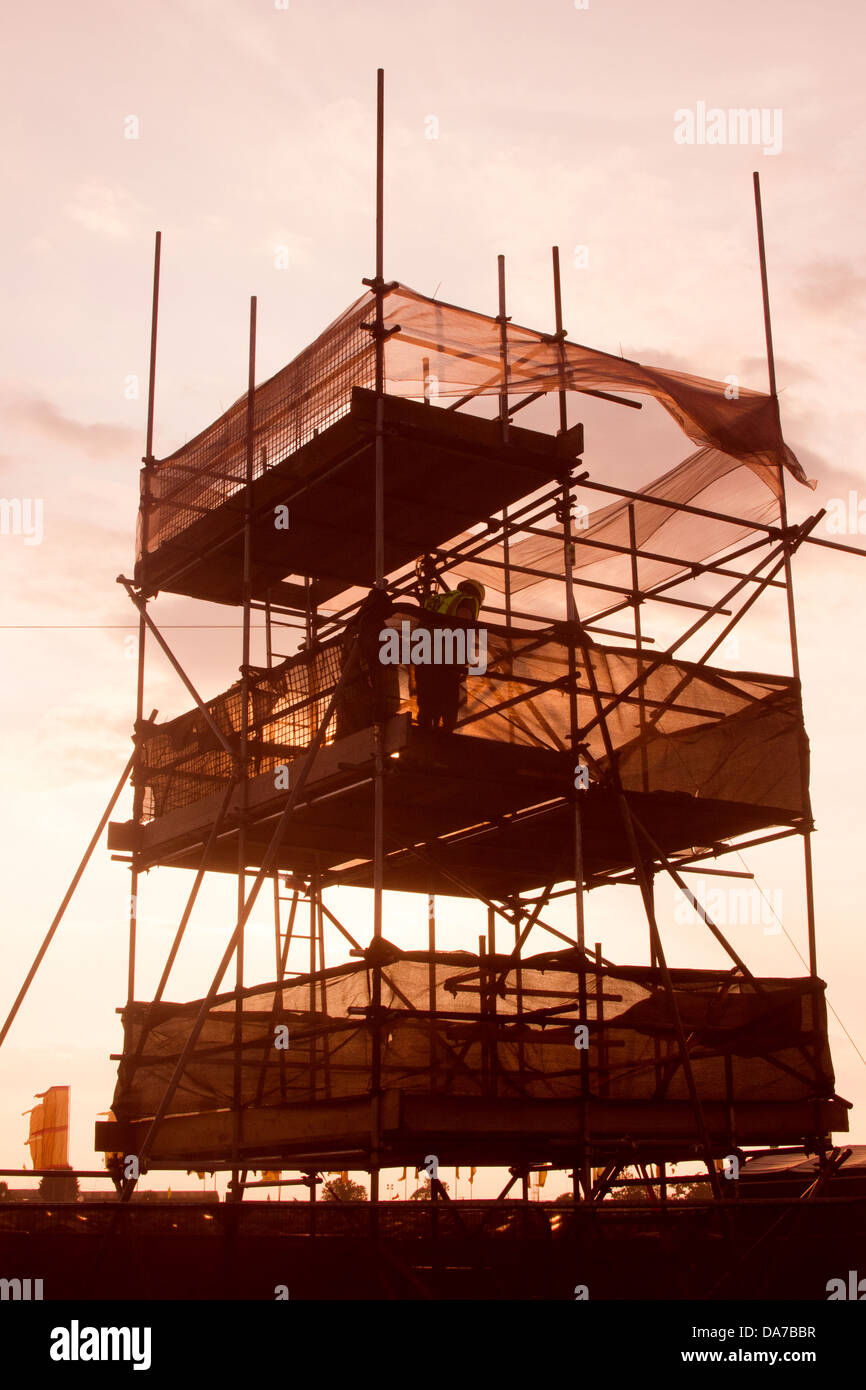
[628,503,649,793]
[427,889,437,1089]
[370,66,386,1215]
[231,293,257,1201]
[628,500,655,969]
[273,872,282,980]
[752,172,817,979]
[310,868,318,1100]
[552,245,591,1200]
[551,247,569,436]
[497,254,509,441]
[129,229,162,1008]
[497,255,512,629]
[551,249,586,954]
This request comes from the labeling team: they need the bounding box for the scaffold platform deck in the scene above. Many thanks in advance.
[137,388,576,606]
[109,717,799,894]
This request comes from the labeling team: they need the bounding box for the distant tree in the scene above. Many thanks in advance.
[668,1178,708,1202]
[602,1166,709,1202]
[657,1164,711,1202]
[409,1179,450,1200]
[321,1176,367,1203]
[38,1171,79,1202]
[551,1171,708,1203]
[604,1167,657,1203]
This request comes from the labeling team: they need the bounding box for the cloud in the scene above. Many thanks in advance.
[794,258,866,312]
[623,345,816,394]
[34,701,133,783]
[64,181,144,240]
[740,354,817,390]
[0,392,137,458]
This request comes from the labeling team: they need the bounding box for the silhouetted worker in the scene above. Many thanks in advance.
[335,586,399,738]
[415,578,485,734]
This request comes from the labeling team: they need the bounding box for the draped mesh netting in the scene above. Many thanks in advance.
[138,281,811,564]
[112,947,833,1122]
[138,640,345,820]
[453,445,782,610]
[139,294,376,556]
[136,629,804,821]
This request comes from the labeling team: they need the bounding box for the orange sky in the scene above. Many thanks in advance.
[2,0,865,1189]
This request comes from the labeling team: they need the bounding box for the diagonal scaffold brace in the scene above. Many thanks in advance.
[0,735,152,1053]
[119,639,362,1199]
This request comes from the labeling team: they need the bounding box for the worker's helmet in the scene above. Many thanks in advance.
[457,578,486,607]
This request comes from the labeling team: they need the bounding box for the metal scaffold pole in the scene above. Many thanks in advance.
[551,245,591,1199]
[129,228,162,1007]
[753,170,818,980]
[627,499,655,967]
[0,751,136,1053]
[230,293,257,1201]
[428,889,437,1089]
[497,254,513,633]
[370,65,386,1214]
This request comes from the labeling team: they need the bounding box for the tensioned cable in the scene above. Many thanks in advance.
[733,848,866,1072]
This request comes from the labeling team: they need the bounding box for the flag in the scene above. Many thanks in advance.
[24,1086,70,1170]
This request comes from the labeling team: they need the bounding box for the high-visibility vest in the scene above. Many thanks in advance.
[424,590,480,621]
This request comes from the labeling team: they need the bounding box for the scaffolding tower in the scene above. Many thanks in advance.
[2,75,856,1220]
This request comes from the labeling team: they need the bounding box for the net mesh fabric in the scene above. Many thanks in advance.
[139,282,809,562]
[139,640,344,819]
[453,446,781,612]
[136,632,805,821]
[380,285,808,483]
[112,949,834,1121]
[142,294,375,555]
